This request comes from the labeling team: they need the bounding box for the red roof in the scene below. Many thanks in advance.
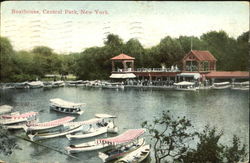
[184,50,217,61]
[111,53,135,60]
[205,71,249,78]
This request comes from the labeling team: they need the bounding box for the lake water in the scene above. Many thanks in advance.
[0,87,249,163]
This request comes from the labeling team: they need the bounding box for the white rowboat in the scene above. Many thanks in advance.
[28,125,83,141]
[66,126,108,140]
[65,140,111,154]
[115,144,151,163]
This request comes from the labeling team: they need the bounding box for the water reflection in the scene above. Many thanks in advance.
[0,87,248,163]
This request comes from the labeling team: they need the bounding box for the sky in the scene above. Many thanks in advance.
[0,1,249,53]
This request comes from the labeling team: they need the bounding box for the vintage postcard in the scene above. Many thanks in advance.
[0,1,249,163]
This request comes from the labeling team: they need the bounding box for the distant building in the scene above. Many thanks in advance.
[110,51,249,84]
[182,50,217,72]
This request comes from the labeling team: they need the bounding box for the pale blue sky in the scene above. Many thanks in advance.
[0,1,249,53]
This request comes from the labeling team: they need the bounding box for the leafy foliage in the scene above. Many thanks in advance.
[0,30,249,82]
[0,125,18,155]
[141,110,196,163]
[224,135,248,163]
[179,125,224,163]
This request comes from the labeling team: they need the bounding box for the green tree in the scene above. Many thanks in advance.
[141,110,195,163]
[124,38,145,67]
[200,30,240,71]
[236,31,249,71]
[0,37,15,82]
[0,125,18,155]
[154,36,185,68]
[32,46,53,56]
[179,125,224,163]
[224,135,248,163]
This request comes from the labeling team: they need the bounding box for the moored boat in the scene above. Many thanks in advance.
[231,81,249,91]
[49,98,86,115]
[28,125,83,141]
[43,82,53,89]
[66,113,118,140]
[173,81,198,91]
[27,81,44,88]
[211,81,231,89]
[66,122,115,140]
[95,113,118,133]
[65,139,111,154]
[14,82,29,89]
[23,116,75,133]
[98,129,146,162]
[52,81,65,87]
[115,144,151,163]
[0,112,38,125]
[102,82,125,89]
[0,105,13,115]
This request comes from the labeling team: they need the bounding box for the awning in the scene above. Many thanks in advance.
[110,73,136,79]
[177,73,201,79]
[1,112,38,119]
[29,116,75,127]
[174,81,195,86]
[64,118,102,127]
[97,129,145,145]
[50,98,86,108]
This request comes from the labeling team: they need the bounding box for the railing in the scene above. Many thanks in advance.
[112,68,181,73]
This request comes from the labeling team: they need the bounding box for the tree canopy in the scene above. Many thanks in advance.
[0,30,249,82]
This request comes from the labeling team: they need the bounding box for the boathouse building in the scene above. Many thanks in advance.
[109,50,249,85]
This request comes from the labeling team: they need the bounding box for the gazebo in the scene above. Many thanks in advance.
[110,53,136,79]
[110,53,135,72]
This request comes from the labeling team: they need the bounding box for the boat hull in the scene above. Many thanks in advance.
[211,85,231,89]
[66,141,111,154]
[50,106,84,115]
[174,87,197,91]
[115,144,151,163]
[66,126,108,140]
[28,125,83,141]
[0,118,27,125]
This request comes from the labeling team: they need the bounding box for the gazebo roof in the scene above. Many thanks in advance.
[183,50,217,61]
[111,53,135,60]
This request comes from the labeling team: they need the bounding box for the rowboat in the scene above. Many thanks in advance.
[115,144,151,163]
[231,81,249,91]
[0,105,13,115]
[95,114,118,133]
[66,124,109,140]
[65,140,112,154]
[27,81,44,88]
[66,114,118,140]
[14,82,29,89]
[0,112,38,125]
[98,129,146,162]
[43,82,53,89]
[23,116,75,133]
[102,82,125,89]
[52,81,65,87]
[173,81,198,91]
[28,125,83,141]
[50,98,86,115]
[211,82,231,89]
